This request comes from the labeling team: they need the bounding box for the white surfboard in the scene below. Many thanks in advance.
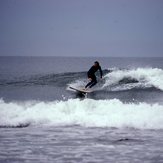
[69,86,92,93]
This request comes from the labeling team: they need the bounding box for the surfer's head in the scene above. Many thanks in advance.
[94,61,99,66]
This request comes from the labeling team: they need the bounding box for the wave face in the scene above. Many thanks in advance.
[1,67,163,102]
[0,99,163,130]
[1,67,163,92]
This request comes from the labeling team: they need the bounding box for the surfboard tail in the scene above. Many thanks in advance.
[69,86,92,93]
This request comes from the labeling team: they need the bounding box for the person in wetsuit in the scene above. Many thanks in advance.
[85,61,103,88]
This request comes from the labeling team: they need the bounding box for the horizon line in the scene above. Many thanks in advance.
[0,55,163,58]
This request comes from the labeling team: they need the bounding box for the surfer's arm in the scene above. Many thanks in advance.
[99,66,103,78]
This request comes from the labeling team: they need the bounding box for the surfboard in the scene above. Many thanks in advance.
[69,86,92,93]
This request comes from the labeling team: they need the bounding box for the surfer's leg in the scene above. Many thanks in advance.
[89,75,97,88]
[85,75,97,88]
[85,74,93,88]
[89,79,97,88]
[89,80,97,88]
[85,80,93,88]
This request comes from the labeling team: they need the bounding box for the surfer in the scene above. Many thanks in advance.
[85,61,103,89]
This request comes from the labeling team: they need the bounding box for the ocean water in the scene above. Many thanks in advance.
[0,56,163,163]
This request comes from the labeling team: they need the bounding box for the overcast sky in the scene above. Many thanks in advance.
[1,0,163,57]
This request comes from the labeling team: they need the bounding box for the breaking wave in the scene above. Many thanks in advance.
[103,68,163,91]
[1,67,163,92]
[0,99,163,130]
[68,68,163,92]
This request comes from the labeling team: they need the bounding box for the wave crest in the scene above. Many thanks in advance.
[103,68,163,91]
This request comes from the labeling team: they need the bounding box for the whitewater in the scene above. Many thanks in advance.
[103,67,163,91]
[1,99,163,130]
[0,57,163,163]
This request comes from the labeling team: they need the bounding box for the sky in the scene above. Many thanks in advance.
[0,0,163,57]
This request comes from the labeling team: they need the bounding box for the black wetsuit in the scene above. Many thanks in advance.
[85,65,103,88]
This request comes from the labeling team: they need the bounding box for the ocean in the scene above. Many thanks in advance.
[0,56,163,163]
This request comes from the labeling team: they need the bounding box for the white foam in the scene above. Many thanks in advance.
[103,68,163,91]
[0,99,163,129]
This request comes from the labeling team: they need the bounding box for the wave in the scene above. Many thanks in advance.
[102,68,163,91]
[0,99,163,130]
[1,67,163,92]
[0,72,86,87]
[68,68,163,92]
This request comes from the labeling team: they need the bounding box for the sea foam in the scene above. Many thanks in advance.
[0,99,163,129]
[103,68,163,91]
